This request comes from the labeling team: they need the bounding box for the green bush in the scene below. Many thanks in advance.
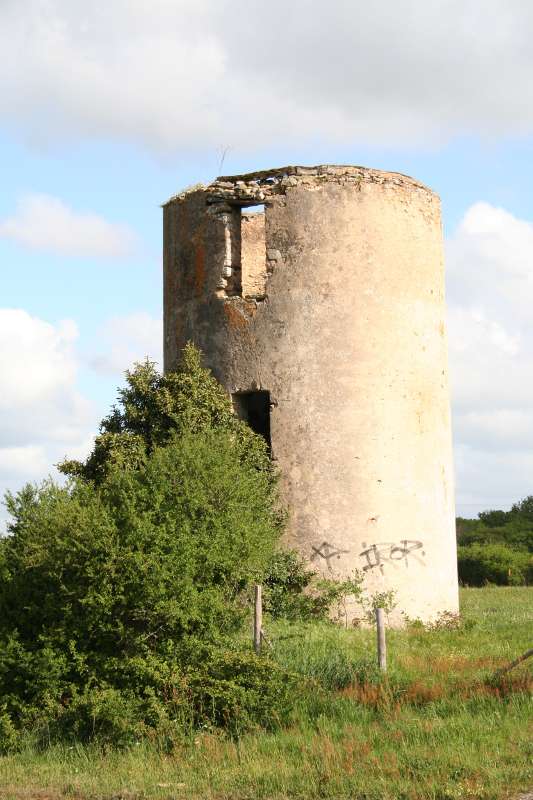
[0,346,293,748]
[263,549,363,622]
[263,549,326,620]
[457,543,532,586]
[183,645,299,735]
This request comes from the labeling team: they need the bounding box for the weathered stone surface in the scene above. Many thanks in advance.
[163,164,458,625]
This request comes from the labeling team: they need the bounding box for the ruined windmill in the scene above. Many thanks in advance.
[163,165,459,624]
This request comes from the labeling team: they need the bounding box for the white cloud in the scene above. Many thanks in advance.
[0,309,95,529]
[456,203,533,278]
[446,202,533,515]
[0,309,90,446]
[89,312,163,376]
[2,1,533,153]
[0,446,49,480]
[0,194,136,258]
[0,308,164,532]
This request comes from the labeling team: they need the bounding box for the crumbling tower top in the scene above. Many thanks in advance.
[164,164,436,207]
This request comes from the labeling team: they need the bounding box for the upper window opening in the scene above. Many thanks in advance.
[221,207,242,296]
[241,205,267,299]
[221,204,268,300]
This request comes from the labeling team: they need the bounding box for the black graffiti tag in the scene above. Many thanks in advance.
[311,541,350,571]
[359,540,425,572]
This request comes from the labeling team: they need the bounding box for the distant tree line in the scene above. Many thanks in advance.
[457,497,533,586]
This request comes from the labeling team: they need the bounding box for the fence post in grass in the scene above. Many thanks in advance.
[376,607,387,672]
[254,584,262,655]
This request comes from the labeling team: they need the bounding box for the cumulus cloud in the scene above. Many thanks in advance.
[0,309,94,529]
[0,308,164,531]
[0,194,136,258]
[0,446,49,480]
[89,312,163,376]
[446,202,533,515]
[2,1,533,152]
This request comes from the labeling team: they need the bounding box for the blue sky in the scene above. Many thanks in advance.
[2,0,533,522]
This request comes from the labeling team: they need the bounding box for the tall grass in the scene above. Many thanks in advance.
[0,587,531,800]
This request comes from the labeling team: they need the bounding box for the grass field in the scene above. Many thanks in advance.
[0,587,531,800]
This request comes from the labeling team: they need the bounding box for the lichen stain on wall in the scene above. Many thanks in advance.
[223,301,251,332]
[194,239,206,298]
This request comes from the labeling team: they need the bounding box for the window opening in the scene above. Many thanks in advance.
[220,204,268,300]
[240,205,267,299]
[220,207,242,296]
[232,390,271,448]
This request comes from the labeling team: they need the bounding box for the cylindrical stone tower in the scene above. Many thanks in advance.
[163,165,458,624]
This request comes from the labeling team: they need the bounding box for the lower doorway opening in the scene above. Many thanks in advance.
[232,390,271,448]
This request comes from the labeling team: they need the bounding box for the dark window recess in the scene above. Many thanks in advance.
[232,390,271,447]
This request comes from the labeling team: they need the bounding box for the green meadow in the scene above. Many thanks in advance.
[0,586,530,800]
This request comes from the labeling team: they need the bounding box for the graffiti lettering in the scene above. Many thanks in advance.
[359,540,425,572]
[311,541,350,570]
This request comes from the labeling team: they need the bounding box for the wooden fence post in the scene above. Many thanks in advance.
[376,607,387,672]
[254,584,262,655]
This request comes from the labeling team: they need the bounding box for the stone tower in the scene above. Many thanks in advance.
[163,165,458,624]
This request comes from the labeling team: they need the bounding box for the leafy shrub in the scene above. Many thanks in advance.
[0,346,293,747]
[457,543,532,586]
[263,549,363,622]
[0,709,18,753]
[263,550,314,619]
[362,589,397,624]
[183,645,299,735]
